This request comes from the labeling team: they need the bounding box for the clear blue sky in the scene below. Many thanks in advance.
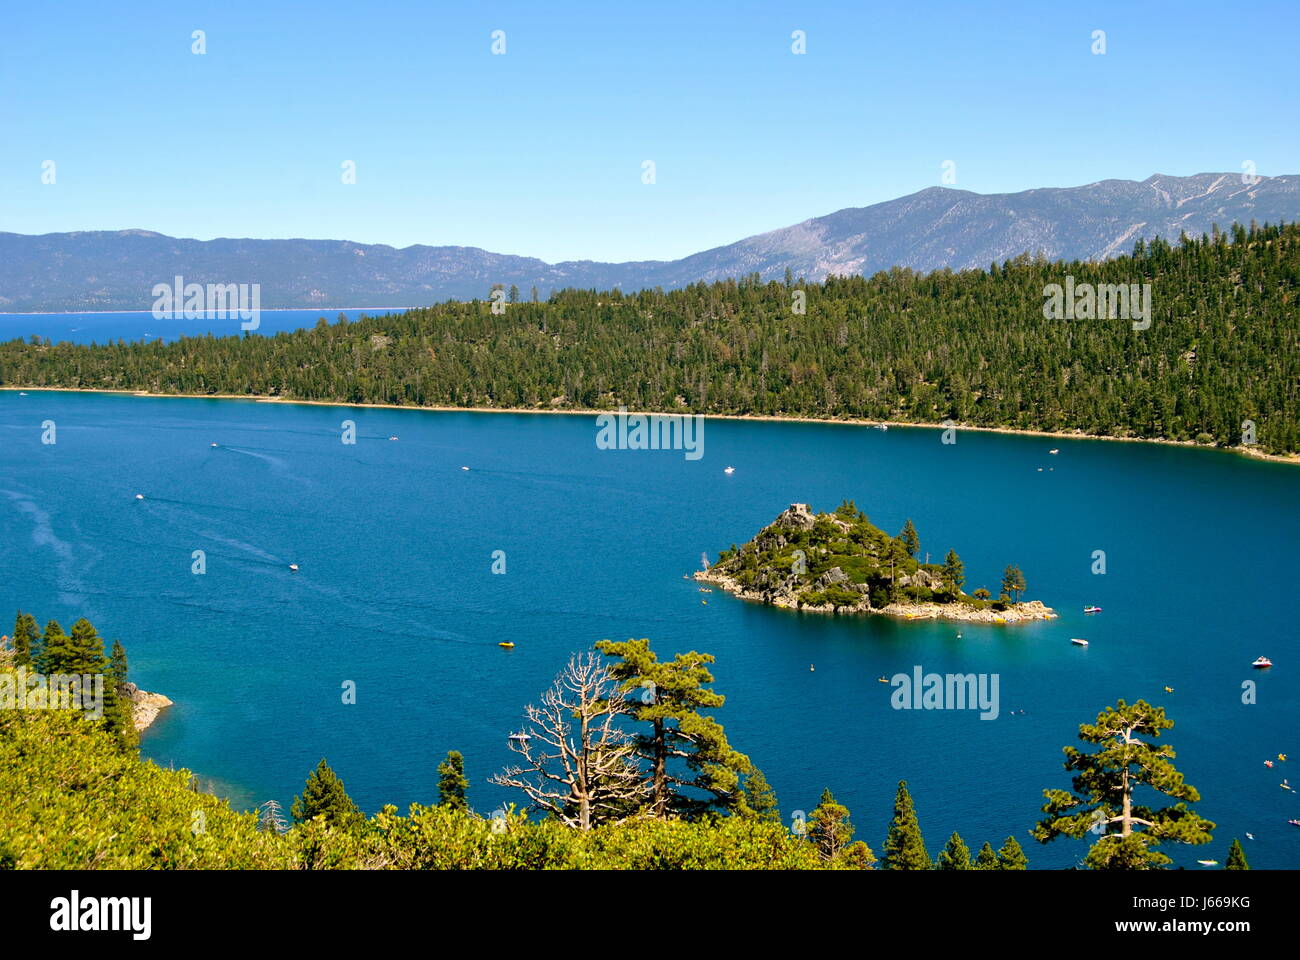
[2,0,1296,262]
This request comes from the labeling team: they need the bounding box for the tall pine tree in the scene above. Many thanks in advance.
[936,831,972,869]
[291,759,362,829]
[437,750,469,811]
[10,612,38,668]
[594,638,752,818]
[882,780,930,869]
[1225,838,1249,870]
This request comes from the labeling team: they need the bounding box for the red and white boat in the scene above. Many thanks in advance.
[1252,656,1273,668]
[1083,605,1102,614]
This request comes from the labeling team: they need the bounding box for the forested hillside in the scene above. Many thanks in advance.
[2,222,1296,454]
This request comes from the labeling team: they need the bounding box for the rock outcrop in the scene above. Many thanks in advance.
[122,682,174,732]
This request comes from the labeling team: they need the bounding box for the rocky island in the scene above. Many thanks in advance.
[697,502,1054,624]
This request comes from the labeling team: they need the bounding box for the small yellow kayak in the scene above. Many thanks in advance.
[498,641,515,649]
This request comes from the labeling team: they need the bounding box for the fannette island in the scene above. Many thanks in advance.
[696,502,1054,624]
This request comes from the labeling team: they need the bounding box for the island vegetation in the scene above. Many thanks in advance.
[0,222,1296,456]
[698,501,1051,623]
[1,609,1242,870]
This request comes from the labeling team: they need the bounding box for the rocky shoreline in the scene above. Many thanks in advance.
[694,568,1055,623]
[123,682,173,732]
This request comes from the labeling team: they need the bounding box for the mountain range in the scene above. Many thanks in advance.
[2,172,1296,312]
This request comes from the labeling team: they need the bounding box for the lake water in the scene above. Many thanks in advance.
[0,308,399,346]
[2,389,1297,868]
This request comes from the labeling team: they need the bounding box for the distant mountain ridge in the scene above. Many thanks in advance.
[2,172,1296,312]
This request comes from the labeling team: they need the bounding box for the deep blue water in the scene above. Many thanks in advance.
[0,308,399,345]
[2,389,1297,868]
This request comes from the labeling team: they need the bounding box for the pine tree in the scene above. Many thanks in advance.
[942,549,965,598]
[899,519,920,558]
[1033,699,1214,869]
[36,620,69,674]
[291,759,362,829]
[882,780,930,869]
[739,768,780,822]
[807,788,855,861]
[1001,565,1026,604]
[1225,838,1249,870]
[595,638,752,817]
[974,841,998,869]
[11,612,38,668]
[437,750,469,811]
[996,835,1028,869]
[109,640,129,685]
[936,831,972,869]
[59,618,108,676]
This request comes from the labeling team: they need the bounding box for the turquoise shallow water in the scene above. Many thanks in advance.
[1,390,1297,868]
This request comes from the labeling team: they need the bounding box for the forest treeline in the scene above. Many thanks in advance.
[1,221,1296,454]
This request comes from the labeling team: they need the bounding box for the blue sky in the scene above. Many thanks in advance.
[1,0,1296,262]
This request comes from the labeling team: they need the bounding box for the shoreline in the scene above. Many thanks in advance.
[693,569,1057,624]
[3,385,1297,466]
[0,306,407,316]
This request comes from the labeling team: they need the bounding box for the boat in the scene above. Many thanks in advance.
[993,616,1007,624]
[1071,638,1089,646]
[1265,760,1274,768]
[461,466,469,471]
[809,664,815,672]
[289,563,299,572]
[389,436,398,441]
[701,599,707,605]
[1252,656,1273,668]
[698,588,712,593]
[1281,754,1289,762]
[210,442,218,448]
[1197,860,1218,867]
[134,494,144,500]
[723,466,735,474]
[877,676,889,683]
[1164,686,1174,693]
[875,423,888,431]
[1084,606,1102,614]
[498,641,515,649]
[1289,820,1300,828]
[507,731,531,743]
[1049,448,1059,455]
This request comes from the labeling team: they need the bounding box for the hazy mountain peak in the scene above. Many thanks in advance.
[1,173,1296,311]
